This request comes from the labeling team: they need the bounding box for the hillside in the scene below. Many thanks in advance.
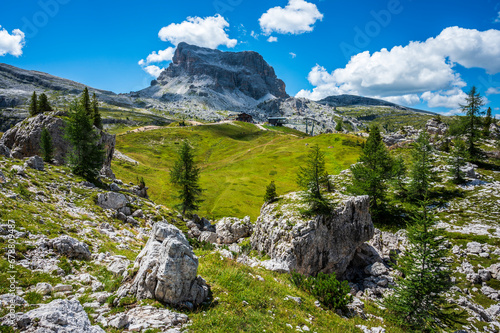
[111,122,363,220]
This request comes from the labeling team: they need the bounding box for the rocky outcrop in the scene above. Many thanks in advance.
[490,122,500,138]
[24,155,44,171]
[2,299,104,332]
[426,117,448,136]
[50,235,92,260]
[117,221,209,308]
[251,192,374,278]
[215,216,253,244]
[382,126,420,146]
[0,111,116,177]
[100,306,188,331]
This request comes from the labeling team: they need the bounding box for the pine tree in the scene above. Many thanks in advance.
[80,87,92,117]
[40,127,53,163]
[91,92,103,129]
[483,107,493,137]
[350,125,394,217]
[461,86,484,160]
[391,155,407,198]
[64,101,105,182]
[169,141,203,215]
[449,139,467,184]
[29,91,38,117]
[383,205,456,331]
[296,144,330,214]
[408,131,433,200]
[264,180,278,203]
[335,120,343,132]
[37,93,52,113]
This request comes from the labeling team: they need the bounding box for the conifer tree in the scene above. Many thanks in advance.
[461,86,484,160]
[449,139,467,184]
[296,144,330,214]
[350,124,394,217]
[37,93,52,113]
[408,131,433,200]
[29,91,38,117]
[40,127,53,163]
[91,92,103,129]
[65,101,105,182]
[335,120,343,132]
[383,205,456,331]
[391,155,407,198]
[80,87,92,117]
[170,141,203,215]
[483,107,493,137]
[264,180,278,203]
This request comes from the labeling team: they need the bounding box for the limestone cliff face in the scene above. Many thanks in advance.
[145,42,288,106]
[0,111,115,177]
[251,192,374,278]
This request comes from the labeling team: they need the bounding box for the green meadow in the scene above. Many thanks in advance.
[112,122,363,220]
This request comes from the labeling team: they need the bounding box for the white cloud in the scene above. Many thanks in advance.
[145,47,175,64]
[421,88,467,108]
[297,27,500,110]
[158,14,237,49]
[250,31,259,39]
[267,36,278,43]
[486,87,500,95]
[290,52,297,58]
[0,26,25,57]
[495,11,500,23]
[259,0,323,35]
[382,94,421,106]
[143,65,164,78]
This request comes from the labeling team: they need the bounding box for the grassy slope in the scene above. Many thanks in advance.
[112,122,363,220]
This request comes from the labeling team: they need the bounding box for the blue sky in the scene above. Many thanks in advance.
[1,0,500,116]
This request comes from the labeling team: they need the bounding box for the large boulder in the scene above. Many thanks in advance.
[51,235,92,260]
[0,111,115,177]
[426,118,449,136]
[215,216,252,244]
[24,155,44,171]
[251,192,374,278]
[101,306,188,331]
[97,192,129,211]
[3,299,104,332]
[116,221,209,308]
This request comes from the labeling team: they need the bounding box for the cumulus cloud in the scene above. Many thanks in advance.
[143,65,164,78]
[297,27,500,110]
[486,87,500,95]
[0,26,25,57]
[267,36,278,43]
[145,47,175,64]
[158,14,237,49]
[259,0,323,35]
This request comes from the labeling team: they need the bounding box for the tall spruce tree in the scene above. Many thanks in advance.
[37,93,52,113]
[461,86,484,160]
[296,144,330,214]
[40,127,54,163]
[383,205,456,331]
[449,139,467,184]
[350,124,394,217]
[65,100,105,182]
[408,131,433,200]
[80,87,92,117]
[169,141,203,215]
[91,92,103,129]
[264,180,278,203]
[483,107,493,137]
[29,91,38,117]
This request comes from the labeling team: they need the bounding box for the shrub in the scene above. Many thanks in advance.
[290,271,352,311]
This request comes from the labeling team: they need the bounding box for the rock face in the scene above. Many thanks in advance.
[215,216,253,244]
[117,221,208,307]
[426,117,449,135]
[4,299,104,332]
[0,111,116,177]
[251,193,374,277]
[138,42,288,110]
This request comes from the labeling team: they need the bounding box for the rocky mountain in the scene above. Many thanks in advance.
[0,63,134,108]
[318,94,435,115]
[135,42,288,111]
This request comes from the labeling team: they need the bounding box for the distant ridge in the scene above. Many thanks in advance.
[317,94,436,115]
